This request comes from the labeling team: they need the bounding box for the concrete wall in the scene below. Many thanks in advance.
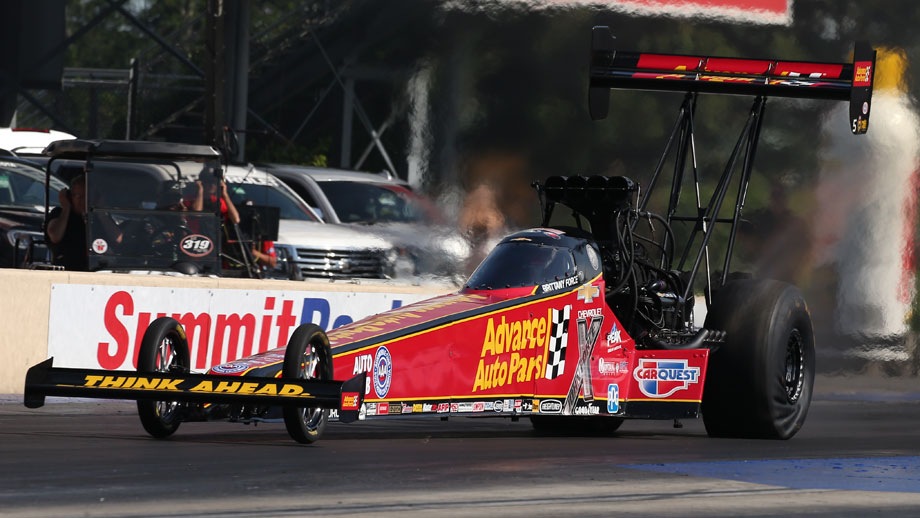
[0,269,452,394]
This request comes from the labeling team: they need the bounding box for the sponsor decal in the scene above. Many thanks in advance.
[472,310,558,392]
[577,284,600,304]
[353,353,374,395]
[493,400,504,412]
[536,228,562,239]
[422,404,434,412]
[562,313,604,414]
[472,402,485,412]
[457,402,474,413]
[210,362,249,374]
[574,403,600,416]
[598,358,629,376]
[365,403,377,416]
[541,275,581,294]
[377,402,389,415]
[514,399,522,412]
[633,359,701,398]
[402,404,413,414]
[539,399,563,414]
[853,61,872,87]
[412,404,423,413]
[80,375,313,397]
[607,384,620,413]
[329,295,467,341]
[587,246,600,271]
[179,234,214,258]
[578,308,603,321]
[450,403,459,413]
[389,403,403,415]
[373,346,392,398]
[437,403,450,413]
[329,408,339,420]
[521,400,534,412]
[341,392,360,411]
[606,323,623,351]
[484,401,494,411]
[353,354,373,375]
[92,238,108,254]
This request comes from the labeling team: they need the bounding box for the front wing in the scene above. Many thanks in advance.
[23,357,365,423]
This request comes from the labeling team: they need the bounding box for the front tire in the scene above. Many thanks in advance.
[282,324,333,444]
[136,317,190,438]
[702,279,815,439]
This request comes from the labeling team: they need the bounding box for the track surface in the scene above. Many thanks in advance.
[2,374,919,517]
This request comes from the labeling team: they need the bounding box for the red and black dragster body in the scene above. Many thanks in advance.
[25,27,875,443]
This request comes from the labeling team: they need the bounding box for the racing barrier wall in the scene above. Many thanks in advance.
[0,269,454,394]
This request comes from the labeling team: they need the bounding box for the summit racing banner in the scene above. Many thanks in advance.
[47,284,431,372]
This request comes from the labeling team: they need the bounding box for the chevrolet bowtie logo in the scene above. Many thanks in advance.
[577,283,600,303]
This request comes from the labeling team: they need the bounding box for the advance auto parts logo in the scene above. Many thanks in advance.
[180,234,214,258]
[472,307,568,392]
[633,358,700,398]
[373,346,392,398]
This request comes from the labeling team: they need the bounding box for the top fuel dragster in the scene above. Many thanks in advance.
[24,27,875,443]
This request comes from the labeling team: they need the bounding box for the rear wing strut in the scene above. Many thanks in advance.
[589,26,876,134]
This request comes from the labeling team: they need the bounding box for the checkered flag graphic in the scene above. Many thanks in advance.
[545,305,571,379]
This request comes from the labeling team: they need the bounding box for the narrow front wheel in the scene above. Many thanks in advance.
[282,324,333,444]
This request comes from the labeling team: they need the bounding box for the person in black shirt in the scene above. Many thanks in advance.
[46,171,123,271]
[46,173,89,270]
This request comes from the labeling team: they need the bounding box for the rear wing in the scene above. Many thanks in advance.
[589,26,876,134]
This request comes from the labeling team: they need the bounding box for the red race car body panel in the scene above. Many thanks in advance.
[204,257,708,421]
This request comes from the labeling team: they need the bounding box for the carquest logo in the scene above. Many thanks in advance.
[180,234,214,257]
[539,399,562,414]
[633,359,700,398]
[373,346,392,398]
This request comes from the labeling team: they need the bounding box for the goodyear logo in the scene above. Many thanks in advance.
[472,310,550,392]
[633,359,700,398]
[81,375,313,397]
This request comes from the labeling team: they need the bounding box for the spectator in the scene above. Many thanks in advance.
[185,166,240,225]
[45,170,123,270]
[45,172,88,270]
[250,240,277,269]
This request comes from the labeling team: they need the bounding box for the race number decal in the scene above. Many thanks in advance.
[180,234,214,258]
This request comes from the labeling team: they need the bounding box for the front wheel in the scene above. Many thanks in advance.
[702,279,815,439]
[282,324,333,444]
[136,317,190,438]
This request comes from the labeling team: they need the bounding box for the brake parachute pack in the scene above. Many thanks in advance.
[588,26,875,135]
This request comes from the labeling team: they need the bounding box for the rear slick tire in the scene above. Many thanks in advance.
[282,324,333,444]
[702,279,815,439]
[136,317,190,439]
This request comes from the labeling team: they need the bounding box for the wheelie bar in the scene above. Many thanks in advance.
[23,357,366,423]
